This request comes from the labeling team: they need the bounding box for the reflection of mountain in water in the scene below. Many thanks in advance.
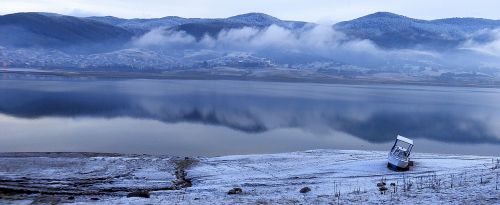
[0,80,499,145]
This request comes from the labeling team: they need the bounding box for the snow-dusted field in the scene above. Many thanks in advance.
[0,150,498,204]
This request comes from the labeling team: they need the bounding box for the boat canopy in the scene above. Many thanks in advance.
[396,135,413,145]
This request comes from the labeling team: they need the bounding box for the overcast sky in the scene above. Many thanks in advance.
[1,0,500,22]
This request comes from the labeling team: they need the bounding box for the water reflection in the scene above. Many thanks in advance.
[1,79,500,155]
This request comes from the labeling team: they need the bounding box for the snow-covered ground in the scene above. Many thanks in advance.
[0,150,498,204]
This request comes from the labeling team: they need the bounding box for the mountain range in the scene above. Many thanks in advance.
[335,12,500,49]
[2,12,499,50]
[0,12,132,52]
[0,11,500,85]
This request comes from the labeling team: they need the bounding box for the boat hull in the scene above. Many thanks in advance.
[387,154,409,171]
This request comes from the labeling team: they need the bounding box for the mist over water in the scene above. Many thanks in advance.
[1,79,500,156]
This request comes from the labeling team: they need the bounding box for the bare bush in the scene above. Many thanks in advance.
[333,181,341,204]
[496,172,499,190]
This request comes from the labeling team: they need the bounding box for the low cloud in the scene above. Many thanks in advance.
[131,24,500,72]
[133,28,197,48]
[461,29,500,57]
[133,24,437,66]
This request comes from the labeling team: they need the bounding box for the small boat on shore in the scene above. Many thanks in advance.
[387,135,414,171]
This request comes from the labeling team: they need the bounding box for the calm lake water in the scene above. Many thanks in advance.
[1,79,499,156]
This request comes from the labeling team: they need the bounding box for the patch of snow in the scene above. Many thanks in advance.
[0,150,498,204]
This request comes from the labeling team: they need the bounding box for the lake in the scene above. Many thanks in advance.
[0,79,499,156]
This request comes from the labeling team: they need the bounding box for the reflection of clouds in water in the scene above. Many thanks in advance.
[0,80,500,145]
[0,114,373,156]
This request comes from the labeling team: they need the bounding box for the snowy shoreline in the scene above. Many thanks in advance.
[0,150,499,204]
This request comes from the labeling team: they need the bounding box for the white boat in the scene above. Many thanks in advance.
[387,135,414,171]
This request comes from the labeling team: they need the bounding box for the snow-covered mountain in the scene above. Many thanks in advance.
[0,12,133,53]
[335,12,500,49]
[86,13,307,35]
[3,11,499,52]
[1,11,500,85]
[86,16,196,34]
